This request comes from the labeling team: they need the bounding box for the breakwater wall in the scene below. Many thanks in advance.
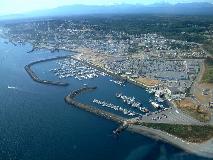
[25,56,70,86]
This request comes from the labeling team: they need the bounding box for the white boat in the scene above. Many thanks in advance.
[151,101,161,109]
[8,85,16,89]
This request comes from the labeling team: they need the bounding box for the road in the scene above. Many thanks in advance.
[133,105,205,126]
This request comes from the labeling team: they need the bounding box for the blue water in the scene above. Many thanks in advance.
[0,38,210,160]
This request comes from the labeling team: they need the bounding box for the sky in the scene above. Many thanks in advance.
[0,0,213,16]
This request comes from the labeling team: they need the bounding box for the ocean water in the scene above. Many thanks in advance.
[0,38,210,160]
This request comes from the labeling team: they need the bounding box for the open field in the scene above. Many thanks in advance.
[174,98,211,122]
[203,41,213,56]
[202,57,213,83]
[135,77,159,87]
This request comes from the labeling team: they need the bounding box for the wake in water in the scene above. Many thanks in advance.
[7,85,46,97]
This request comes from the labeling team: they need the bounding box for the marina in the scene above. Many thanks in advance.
[0,7,212,158]
[0,37,211,160]
[51,57,107,80]
[64,86,125,124]
[116,93,150,113]
[92,99,139,117]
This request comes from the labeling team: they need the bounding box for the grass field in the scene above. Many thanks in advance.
[202,57,213,83]
[142,123,213,143]
[203,41,213,56]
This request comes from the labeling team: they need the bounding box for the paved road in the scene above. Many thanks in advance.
[132,105,205,126]
[190,59,205,104]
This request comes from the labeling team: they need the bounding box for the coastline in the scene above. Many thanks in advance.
[5,39,213,158]
[64,86,213,158]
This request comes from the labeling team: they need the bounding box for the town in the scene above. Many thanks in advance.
[0,19,208,101]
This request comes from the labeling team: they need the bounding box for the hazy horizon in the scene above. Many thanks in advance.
[1,0,213,16]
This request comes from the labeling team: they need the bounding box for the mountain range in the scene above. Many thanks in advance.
[1,2,213,20]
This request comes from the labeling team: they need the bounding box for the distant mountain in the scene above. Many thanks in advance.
[1,2,213,20]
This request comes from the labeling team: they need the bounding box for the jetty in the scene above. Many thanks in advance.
[64,86,125,124]
[25,56,70,86]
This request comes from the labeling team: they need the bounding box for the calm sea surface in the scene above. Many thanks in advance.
[0,38,210,160]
